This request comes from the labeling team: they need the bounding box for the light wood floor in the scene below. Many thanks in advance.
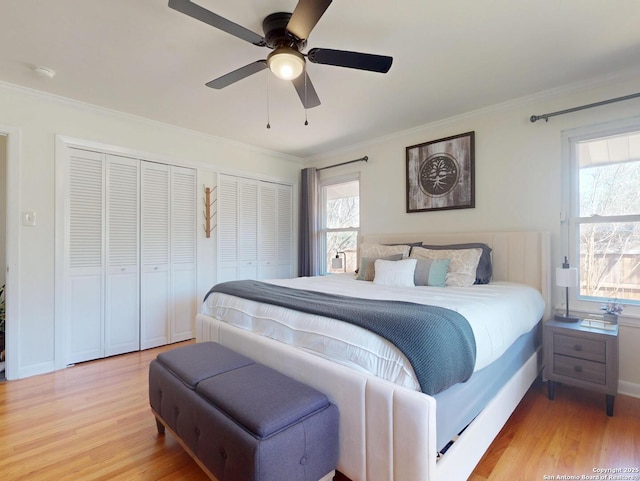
[469,378,640,480]
[1,342,638,481]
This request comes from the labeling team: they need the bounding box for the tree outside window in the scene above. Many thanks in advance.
[574,131,640,302]
[322,179,359,274]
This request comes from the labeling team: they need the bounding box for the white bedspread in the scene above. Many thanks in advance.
[202,274,545,391]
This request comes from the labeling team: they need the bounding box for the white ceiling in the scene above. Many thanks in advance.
[1,0,639,159]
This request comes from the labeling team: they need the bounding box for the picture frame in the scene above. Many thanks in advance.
[406,131,475,213]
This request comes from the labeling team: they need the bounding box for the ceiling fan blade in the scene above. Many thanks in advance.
[168,0,266,46]
[292,71,321,109]
[286,0,332,41]
[205,61,268,89]
[307,48,393,73]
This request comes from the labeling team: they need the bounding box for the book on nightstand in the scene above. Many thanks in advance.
[580,318,617,331]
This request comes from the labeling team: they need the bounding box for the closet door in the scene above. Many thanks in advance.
[218,175,293,282]
[217,174,239,282]
[170,166,196,343]
[104,155,140,356]
[258,182,293,279]
[276,183,294,278]
[140,162,170,349]
[64,149,196,360]
[67,149,105,364]
[238,178,258,280]
[258,182,278,279]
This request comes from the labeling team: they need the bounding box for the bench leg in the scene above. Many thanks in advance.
[155,416,165,435]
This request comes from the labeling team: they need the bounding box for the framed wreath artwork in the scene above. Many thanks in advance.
[406,131,475,213]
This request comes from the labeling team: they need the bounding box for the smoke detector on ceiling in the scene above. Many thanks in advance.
[32,65,56,79]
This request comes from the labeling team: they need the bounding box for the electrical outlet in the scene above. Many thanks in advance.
[22,211,36,226]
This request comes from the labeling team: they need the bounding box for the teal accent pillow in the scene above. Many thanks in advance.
[414,258,450,287]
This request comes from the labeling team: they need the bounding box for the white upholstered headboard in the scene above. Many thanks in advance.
[361,231,552,320]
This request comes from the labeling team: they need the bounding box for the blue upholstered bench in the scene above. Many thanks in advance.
[149,342,339,481]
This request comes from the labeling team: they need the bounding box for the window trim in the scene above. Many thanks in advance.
[318,173,360,275]
[562,115,640,322]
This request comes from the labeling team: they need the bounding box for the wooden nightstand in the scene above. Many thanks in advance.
[543,318,619,416]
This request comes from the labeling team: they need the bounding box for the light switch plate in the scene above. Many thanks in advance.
[22,211,36,226]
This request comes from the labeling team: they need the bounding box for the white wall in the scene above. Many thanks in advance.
[0,82,302,379]
[309,71,640,394]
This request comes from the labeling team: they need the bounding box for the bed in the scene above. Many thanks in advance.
[196,231,551,481]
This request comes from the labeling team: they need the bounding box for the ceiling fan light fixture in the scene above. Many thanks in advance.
[267,48,305,80]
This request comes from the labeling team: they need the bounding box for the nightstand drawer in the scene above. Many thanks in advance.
[553,354,606,385]
[553,333,606,362]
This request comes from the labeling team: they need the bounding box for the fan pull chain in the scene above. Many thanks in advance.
[304,69,309,126]
[266,71,271,129]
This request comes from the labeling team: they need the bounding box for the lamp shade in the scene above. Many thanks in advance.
[556,267,578,288]
[331,257,343,270]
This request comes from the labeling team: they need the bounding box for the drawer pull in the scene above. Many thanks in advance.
[574,365,583,373]
[573,344,583,352]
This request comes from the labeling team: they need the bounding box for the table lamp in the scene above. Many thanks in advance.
[555,256,579,322]
[331,251,346,271]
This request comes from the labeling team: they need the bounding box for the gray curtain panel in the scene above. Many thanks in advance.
[298,167,320,276]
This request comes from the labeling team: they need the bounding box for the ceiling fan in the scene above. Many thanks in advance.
[168,0,393,109]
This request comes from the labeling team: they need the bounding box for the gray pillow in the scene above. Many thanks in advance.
[384,241,423,247]
[356,254,404,281]
[421,243,492,284]
[384,241,423,257]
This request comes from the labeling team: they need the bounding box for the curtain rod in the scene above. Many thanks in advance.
[316,156,368,171]
[530,91,640,123]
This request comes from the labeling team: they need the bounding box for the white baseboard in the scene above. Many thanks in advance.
[18,361,55,380]
[618,380,640,399]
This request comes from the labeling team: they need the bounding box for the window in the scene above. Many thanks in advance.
[320,177,360,274]
[566,123,640,308]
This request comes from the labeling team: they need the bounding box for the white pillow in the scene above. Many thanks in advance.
[373,258,417,287]
[410,247,482,287]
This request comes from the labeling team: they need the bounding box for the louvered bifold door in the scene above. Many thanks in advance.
[258,182,278,279]
[67,149,105,364]
[140,161,170,349]
[239,178,258,280]
[217,174,239,282]
[104,155,140,356]
[170,166,196,343]
[276,184,294,278]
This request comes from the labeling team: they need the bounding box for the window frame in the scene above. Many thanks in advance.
[318,173,360,275]
[562,116,640,320]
